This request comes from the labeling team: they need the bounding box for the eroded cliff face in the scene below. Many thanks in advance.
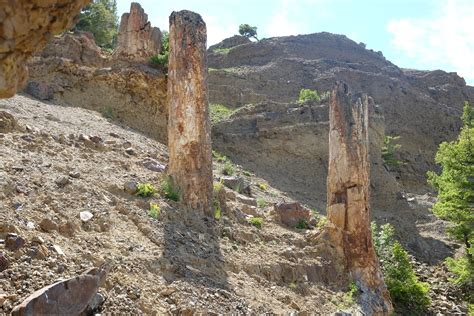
[25,32,168,143]
[114,2,162,59]
[208,33,474,192]
[0,0,90,98]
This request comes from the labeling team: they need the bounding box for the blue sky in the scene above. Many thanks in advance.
[117,0,474,85]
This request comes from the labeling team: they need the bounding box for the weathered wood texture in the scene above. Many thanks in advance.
[327,82,393,314]
[167,10,213,215]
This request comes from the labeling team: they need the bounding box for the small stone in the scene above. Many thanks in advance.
[55,176,70,187]
[15,185,28,194]
[109,132,119,138]
[31,236,44,244]
[52,245,65,256]
[26,222,35,230]
[39,218,58,232]
[80,211,94,222]
[5,234,26,251]
[141,158,165,172]
[125,147,136,155]
[274,202,311,227]
[0,252,10,272]
[68,171,81,179]
[124,181,138,194]
[90,135,102,143]
[58,221,76,237]
[27,244,49,260]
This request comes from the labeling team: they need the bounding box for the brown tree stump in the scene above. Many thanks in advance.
[167,10,213,215]
[327,82,393,314]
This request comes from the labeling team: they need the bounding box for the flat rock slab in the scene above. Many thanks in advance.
[11,267,107,316]
[274,201,311,227]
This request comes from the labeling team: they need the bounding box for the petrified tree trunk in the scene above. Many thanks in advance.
[167,10,213,215]
[114,2,161,59]
[0,0,90,98]
[327,82,393,314]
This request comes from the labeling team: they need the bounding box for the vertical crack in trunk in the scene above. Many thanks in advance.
[167,10,213,216]
[326,81,393,314]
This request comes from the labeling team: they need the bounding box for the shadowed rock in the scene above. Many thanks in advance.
[167,10,213,215]
[326,82,393,314]
[11,266,107,316]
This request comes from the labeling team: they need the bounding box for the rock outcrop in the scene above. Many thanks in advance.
[24,33,168,142]
[326,82,392,314]
[0,0,89,98]
[167,10,213,214]
[208,33,474,193]
[114,2,161,59]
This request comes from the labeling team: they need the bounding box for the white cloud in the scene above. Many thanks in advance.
[387,0,474,83]
[265,0,309,37]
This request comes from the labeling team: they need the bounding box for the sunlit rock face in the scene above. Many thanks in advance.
[0,0,89,98]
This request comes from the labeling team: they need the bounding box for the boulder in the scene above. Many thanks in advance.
[11,266,108,316]
[274,202,311,227]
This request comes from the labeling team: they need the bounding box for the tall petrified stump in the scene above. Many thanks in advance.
[327,82,393,314]
[167,10,213,215]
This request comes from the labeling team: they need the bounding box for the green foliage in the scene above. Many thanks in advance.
[248,217,263,229]
[257,182,268,190]
[101,106,116,120]
[382,135,403,167]
[212,150,227,163]
[136,183,156,197]
[223,160,235,176]
[75,0,118,49]
[428,106,474,237]
[298,89,321,103]
[428,102,474,295]
[372,222,431,312]
[257,198,267,208]
[337,281,358,309]
[213,47,231,54]
[213,181,224,220]
[317,216,328,229]
[296,219,309,229]
[209,103,234,124]
[149,203,160,219]
[160,178,179,201]
[238,24,258,40]
[288,282,297,290]
[150,31,169,69]
[243,170,252,176]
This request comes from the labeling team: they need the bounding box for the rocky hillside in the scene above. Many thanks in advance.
[209,33,474,195]
[0,95,467,315]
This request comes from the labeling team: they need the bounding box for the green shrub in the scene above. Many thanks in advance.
[382,135,403,167]
[317,216,328,229]
[298,88,320,103]
[209,103,234,124]
[257,198,267,208]
[213,47,231,54]
[445,257,474,303]
[136,183,156,197]
[296,219,309,229]
[243,170,252,176]
[160,178,179,202]
[248,217,263,229]
[223,160,235,176]
[213,181,224,220]
[212,150,228,163]
[372,222,431,312]
[101,106,116,120]
[149,203,160,219]
[150,52,169,68]
[257,182,268,190]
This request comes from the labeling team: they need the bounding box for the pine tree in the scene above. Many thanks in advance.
[428,102,474,304]
[75,0,118,49]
